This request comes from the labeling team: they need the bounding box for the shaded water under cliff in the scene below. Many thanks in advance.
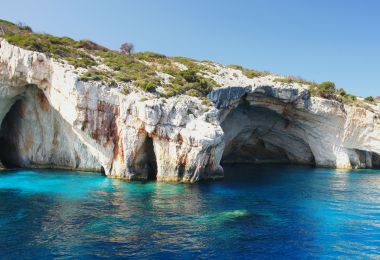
[1,166,380,258]
[221,103,316,165]
[0,99,24,168]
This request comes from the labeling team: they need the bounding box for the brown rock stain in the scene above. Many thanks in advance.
[37,91,49,112]
[93,101,123,163]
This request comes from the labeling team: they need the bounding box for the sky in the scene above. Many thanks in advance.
[1,0,379,96]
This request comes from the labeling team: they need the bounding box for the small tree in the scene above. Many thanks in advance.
[120,42,134,55]
[17,22,32,32]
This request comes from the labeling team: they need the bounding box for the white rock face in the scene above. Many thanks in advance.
[210,85,380,169]
[0,39,379,182]
[0,40,223,182]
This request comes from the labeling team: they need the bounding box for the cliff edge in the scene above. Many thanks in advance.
[1,21,379,182]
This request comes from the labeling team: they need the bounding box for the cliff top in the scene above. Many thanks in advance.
[0,18,377,110]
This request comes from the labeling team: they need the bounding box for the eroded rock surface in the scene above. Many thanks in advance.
[1,39,379,182]
[210,85,380,169]
[0,40,223,182]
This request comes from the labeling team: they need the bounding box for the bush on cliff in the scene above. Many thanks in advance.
[0,19,222,97]
[79,69,111,82]
[77,40,108,51]
[307,81,371,108]
[1,18,365,104]
[227,64,270,78]
[2,25,97,68]
[365,96,375,102]
[309,81,336,99]
[274,76,315,85]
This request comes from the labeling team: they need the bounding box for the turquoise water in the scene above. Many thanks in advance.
[1,165,380,258]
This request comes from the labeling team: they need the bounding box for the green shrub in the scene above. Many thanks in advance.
[186,89,202,97]
[227,64,244,70]
[201,97,213,107]
[0,19,16,26]
[79,69,111,82]
[308,81,365,107]
[243,69,266,78]
[180,69,198,82]
[274,76,314,85]
[345,94,357,101]
[77,40,108,51]
[66,54,96,68]
[336,88,346,97]
[134,52,166,61]
[3,30,96,68]
[17,22,32,32]
[172,57,198,67]
[135,78,161,92]
[161,65,219,97]
[309,81,336,99]
[115,73,132,83]
[365,96,375,102]
[133,52,172,67]
[121,87,130,95]
[0,18,222,97]
[228,64,270,78]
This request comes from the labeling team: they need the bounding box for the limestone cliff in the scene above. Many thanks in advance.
[0,39,379,182]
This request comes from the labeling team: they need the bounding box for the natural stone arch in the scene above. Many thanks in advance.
[220,96,315,166]
[346,148,380,169]
[0,86,104,171]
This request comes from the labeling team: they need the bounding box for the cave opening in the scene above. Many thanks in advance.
[221,101,315,166]
[371,153,380,169]
[372,153,380,168]
[0,87,107,172]
[134,136,157,181]
[349,149,380,169]
[0,99,24,168]
[145,137,157,180]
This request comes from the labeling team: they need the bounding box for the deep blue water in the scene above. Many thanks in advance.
[1,165,380,259]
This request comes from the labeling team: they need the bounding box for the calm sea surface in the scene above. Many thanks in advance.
[1,165,380,259]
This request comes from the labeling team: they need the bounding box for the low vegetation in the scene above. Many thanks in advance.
[268,70,378,110]
[270,73,377,108]
[274,76,315,85]
[161,57,220,97]
[0,19,97,68]
[0,19,220,97]
[308,81,376,109]
[0,19,376,107]
[79,68,111,82]
[364,96,375,102]
[308,81,337,99]
[227,64,270,78]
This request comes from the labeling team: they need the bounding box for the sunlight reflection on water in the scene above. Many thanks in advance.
[1,166,380,258]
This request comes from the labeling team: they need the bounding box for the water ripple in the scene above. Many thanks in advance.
[1,166,380,258]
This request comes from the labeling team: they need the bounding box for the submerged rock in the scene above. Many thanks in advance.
[196,210,252,224]
[0,39,379,182]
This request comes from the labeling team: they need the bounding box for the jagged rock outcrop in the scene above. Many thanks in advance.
[0,40,223,182]
[209,84,380,169]
[1,39,379,182]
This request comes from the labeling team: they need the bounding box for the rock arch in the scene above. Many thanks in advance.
[0,86,103,171]
[220,95,315,166]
